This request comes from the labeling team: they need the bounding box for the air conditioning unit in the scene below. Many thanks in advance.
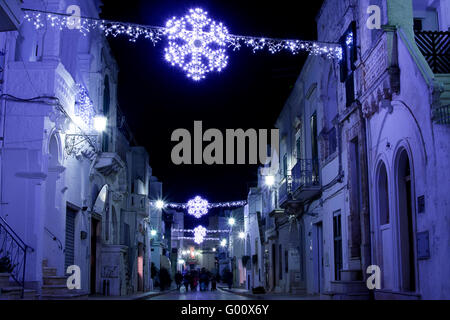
[0,0,23,31]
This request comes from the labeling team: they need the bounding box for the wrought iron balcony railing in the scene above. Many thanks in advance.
[0,216,34,298]
[433,104,450,125]
[278,176,292,207]
[414,30,450,74]
[291,159,320,193]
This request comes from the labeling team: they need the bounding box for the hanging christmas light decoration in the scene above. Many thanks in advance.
[172,228,231,233]
[346,32,354,47]
[186,196,209,218]
[193,225,208,244]
[23,8,343,81]
[164,8,229,81]
[74,84,96,131]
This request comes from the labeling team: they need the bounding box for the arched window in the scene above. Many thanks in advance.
[102,76,110,152]
[49,134,60,167]
[378,162,389,225]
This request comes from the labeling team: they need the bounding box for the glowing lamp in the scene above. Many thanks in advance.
[155,200,165,209]
[265,175,275,187]
[93,116,107,133]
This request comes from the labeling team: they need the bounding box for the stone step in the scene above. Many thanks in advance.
[0,273,11,288]
[43,267,57,277]
[340,269,362,282]
[0,286,22,300]
[41,291,89,300]
[41,285,70,295]
[23,289,39,300]
[44,276,67,286]
[330,281,368,294]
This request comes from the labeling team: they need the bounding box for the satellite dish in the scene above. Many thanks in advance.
[93,185,108,214]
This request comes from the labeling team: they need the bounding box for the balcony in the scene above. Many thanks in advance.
[291,159,321,202]
[278,176,292,208]
[414,30,450,74]
[129,193,150,216]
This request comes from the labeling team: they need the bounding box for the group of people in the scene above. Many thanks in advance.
[151,262,172,291]
[175,268,219,292]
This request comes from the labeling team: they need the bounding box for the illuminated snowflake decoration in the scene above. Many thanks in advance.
[193,225,208,244]
[187,196,209,218]
[74,84,96,130]
[164,8,229,81]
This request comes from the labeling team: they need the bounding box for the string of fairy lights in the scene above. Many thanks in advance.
[152,196,243,244]
[23,7,345,81]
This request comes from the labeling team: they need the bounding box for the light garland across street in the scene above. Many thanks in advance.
[23,8,343,80]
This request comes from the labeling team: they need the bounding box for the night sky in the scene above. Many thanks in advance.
[100,1,323,204]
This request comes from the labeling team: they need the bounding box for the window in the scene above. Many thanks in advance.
[378,163,390,225]
[414,18,423,31]
[279,244,283,280]
[283,154,288,178]
[296,137,302,160]
[340,22,357,107]
[285,250,289,273]
[102,76,110,152]
[333,211,343,281]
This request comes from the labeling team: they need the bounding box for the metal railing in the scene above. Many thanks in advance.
[44,227,64,252]
[415,30,450,74]
[433,104,450,125]
[278,176,292,206]
[0,216,34,297]
[291,159,320,193]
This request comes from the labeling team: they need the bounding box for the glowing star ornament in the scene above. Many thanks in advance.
[164,8,229,81]
[193,225,208,244]
[187,196,209,218]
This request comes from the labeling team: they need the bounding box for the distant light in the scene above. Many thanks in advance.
[228,218,236,226]
[150,229,157,237]
[220,239,227,247]
[178,259,185,265]
[212,248,216,252]
[93,116,107,132]
[155,200,165,209]
[238,232,245,239]
[265,175,275,187]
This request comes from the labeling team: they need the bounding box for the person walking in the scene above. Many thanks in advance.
[175,271,183,290]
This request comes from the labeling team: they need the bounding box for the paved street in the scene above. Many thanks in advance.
[147,289,250,300]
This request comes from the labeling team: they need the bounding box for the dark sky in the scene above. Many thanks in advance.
[100,0,324,204]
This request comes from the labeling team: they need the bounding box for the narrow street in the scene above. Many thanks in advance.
[147,289,250,300]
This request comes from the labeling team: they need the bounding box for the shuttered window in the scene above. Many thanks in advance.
[65,208,77,270]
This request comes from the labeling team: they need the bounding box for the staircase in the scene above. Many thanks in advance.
[0,273,38,300]
[321,270,370,300]
[41,260,88,300]
[0,216,36,299]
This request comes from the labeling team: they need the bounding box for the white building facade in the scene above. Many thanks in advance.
[0,0,163,299]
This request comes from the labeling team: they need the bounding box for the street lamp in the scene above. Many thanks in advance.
[238,232,245,239]
[265,175,275,187]
[220,239,227,247]
[150,229,157,237]
[228,217,236,226]
[93,116,107,133]
[155,200,165,209]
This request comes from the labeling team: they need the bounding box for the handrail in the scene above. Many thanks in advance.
[0,216,34,298]
[44,227,64,252]
[0,216,33,252]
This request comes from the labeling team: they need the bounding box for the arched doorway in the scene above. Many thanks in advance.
[396,149,416,292]
[376,161,393,289]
